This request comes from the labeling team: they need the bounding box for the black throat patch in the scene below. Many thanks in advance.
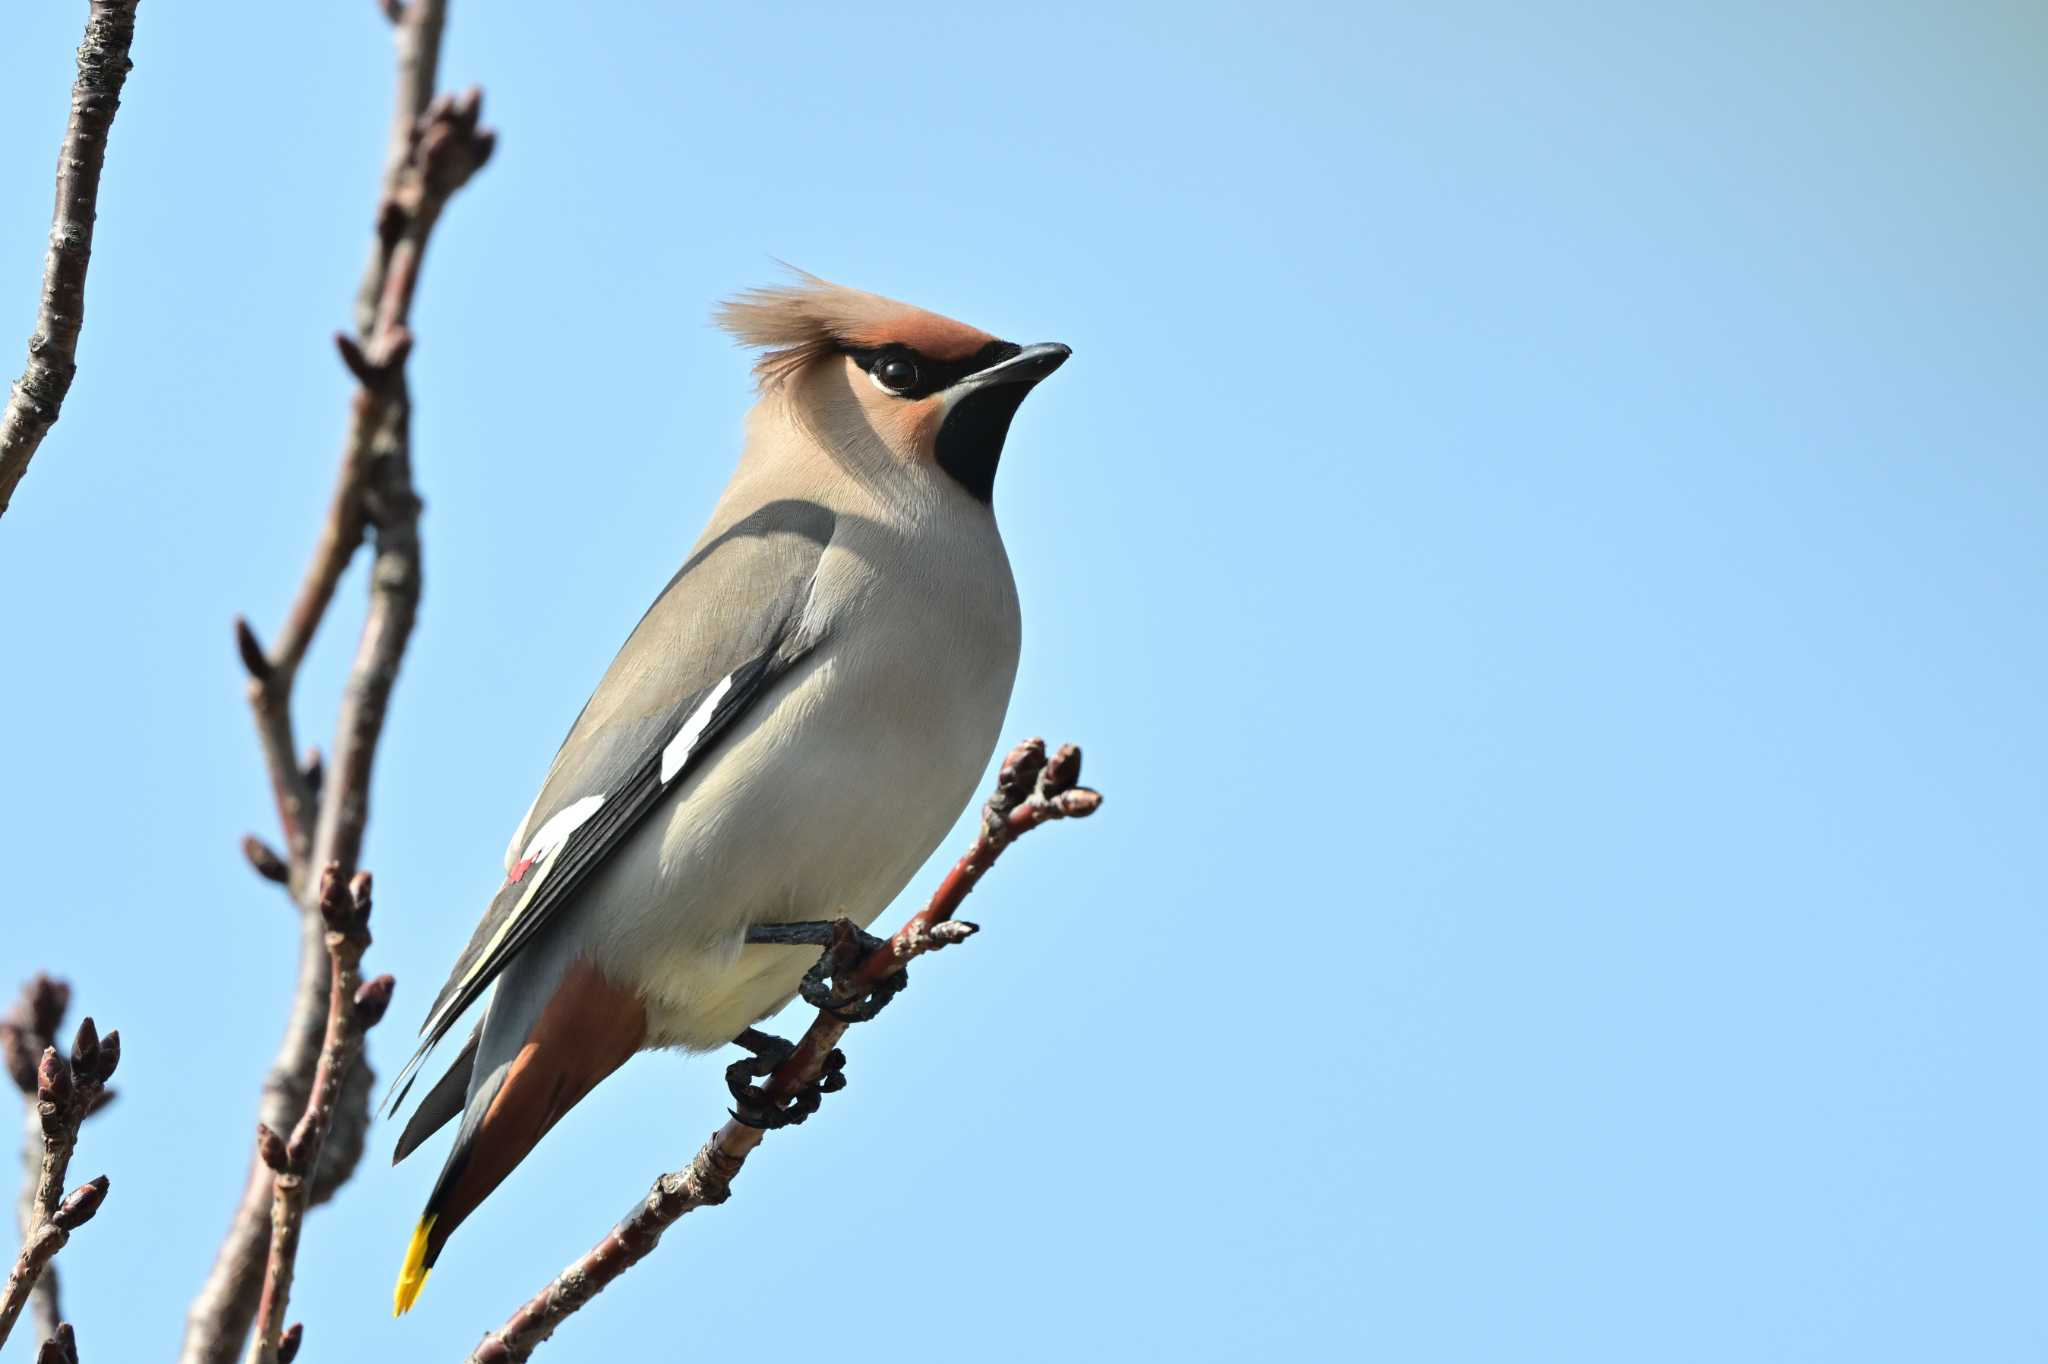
[935,383,1033,504]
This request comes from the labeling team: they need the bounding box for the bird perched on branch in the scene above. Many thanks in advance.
[385,272,1069,1314]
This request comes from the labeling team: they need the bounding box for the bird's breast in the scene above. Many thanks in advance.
[578,509,1021,1047]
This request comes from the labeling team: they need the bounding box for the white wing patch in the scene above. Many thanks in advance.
[420,793,607,1041]
[660,674,734,783]
[516,794,607,870]
[414,671,732,1052]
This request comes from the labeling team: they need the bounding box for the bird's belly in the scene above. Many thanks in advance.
[573,630,1012,1049]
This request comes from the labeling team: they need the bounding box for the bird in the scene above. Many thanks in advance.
[385,271,1070,1315]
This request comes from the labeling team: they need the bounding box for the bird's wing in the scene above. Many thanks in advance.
[382,498,838,1116]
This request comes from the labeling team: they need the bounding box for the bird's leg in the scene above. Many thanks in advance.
[744,917,910,1023]
[742,921,850,948]
[724,1026,846,1130]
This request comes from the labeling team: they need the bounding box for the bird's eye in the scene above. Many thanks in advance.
[871,354,919,395]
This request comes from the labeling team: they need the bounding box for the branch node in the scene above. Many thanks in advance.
[255,1124,289,1175]
[334,331,376,386]
[353,975,395,1029]
[315,864,373,945]
[36,1049,71,1110]
[1053,787,1103,819]
[410,88,494,199]
[375,195,405,249]
[379,327,415,375]
[316,865,349,931]
[65,1019,97,1083]
[234,616,272,683]
[23,978,71,1046]
[241,835,290,885]
[930,920,978,948]
[50,1176,107,1232]
[993,737,1048,818]
[1037,742,1082,799]
[63,1015,96,1089]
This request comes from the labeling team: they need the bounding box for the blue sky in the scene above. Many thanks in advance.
[2,2,2044,1360]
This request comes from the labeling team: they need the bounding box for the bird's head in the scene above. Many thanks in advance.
[716,271,1069,504]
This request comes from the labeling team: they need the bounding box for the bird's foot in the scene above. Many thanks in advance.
[745,918,909,1024]
[724,1026,845,1130]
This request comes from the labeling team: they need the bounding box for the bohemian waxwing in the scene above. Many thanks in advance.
[386,272,1069,1312]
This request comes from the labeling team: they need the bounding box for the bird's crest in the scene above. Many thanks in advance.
[715,268,997,387]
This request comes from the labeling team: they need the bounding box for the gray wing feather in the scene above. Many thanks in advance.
[382,498,836,1118]
[513,498,837,855]
[391,1023,478,1164]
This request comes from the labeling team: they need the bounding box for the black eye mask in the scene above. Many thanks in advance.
[842,340,1023,401]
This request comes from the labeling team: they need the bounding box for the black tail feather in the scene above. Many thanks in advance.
[391,1024,480,1165]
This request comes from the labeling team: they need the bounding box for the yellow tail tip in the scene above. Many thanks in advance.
[393,1214,436,1317]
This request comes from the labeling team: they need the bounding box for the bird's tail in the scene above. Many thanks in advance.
[393,1215,437,1315]
[393,959,645,1316]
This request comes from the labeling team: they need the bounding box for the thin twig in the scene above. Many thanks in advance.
[3,977,71,1341]
[468,739,1102,1363]
[181,3,491,1360]
[0,980,114,1346]
[0,0,140,522]
[245,868,396,1364]
[0,995,118,1353]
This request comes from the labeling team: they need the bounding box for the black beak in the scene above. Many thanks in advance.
[957,341,1072,391]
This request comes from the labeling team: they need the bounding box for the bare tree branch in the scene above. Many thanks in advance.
[245,869,396,1364]
[467,739,1103,1363]
[0,0,140,523]
[180,3,491,1359]
[0,987,118,1354]
[0,980,115,1346]
[3,977,72,1342]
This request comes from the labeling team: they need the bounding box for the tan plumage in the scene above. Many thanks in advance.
[389,272,1069,1314]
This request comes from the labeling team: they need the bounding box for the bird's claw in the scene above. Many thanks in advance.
[798,920,908,1023]
[725,1029,846,1130]
[743,917,910,1023]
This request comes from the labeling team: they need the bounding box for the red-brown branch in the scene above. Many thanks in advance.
[0,0,140,523]
[0,982,118,1355]
[182,3,491,1360]
[467,738,1102,1363]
